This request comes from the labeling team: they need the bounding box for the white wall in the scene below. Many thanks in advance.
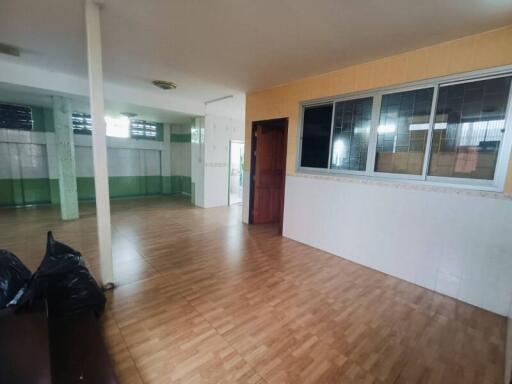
[0,128,171,183]
[0,130,50,181]
[283,174,512,316]
[73,134,164,178]
[191,117,205,207]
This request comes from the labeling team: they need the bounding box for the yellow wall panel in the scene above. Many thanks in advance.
[245,25,512,193]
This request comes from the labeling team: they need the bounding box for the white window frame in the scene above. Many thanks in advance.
[296,65,512,192]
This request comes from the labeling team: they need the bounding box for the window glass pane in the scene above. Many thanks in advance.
[301,104,333,168]
[72,112,92,135]
[428,76,511,180]
[105,116,130,138]
[331,97,372,171]
[375,88,434,175]
[131,119,158,139]
[0,103,33,130]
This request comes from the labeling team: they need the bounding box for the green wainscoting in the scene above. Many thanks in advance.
[0,178,52,206]
[77,176,164,200]
[1,175,191,207]
[170,133,192,143]
[21,179,52,204]
[170,176,191,194]
[0,179,15,206]
[49,179,60,204]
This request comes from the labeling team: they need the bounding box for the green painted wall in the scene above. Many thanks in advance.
[1,175,192,206]
[1,107,176,207]
[156,123,164,141]
[49,179,60,204]
[28,106,54,132]
[170,133,192,143]
[169,131,191,196]
[76,176,164,200]
[0,178,52,206]
[170,176,191,194]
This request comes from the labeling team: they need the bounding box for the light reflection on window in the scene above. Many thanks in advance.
[429,76,511,180]
[105,116,130,138]
[330,97,372,171]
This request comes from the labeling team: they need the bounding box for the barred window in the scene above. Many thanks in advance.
[0,103,33,130]
[72,112,92,135]
[130,120,158,139]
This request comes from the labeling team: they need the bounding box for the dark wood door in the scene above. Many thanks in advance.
[250,119,287,226]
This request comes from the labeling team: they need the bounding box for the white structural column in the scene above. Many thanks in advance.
[161,123,172,194]
[191,117,205,207]
[85,0,114,286]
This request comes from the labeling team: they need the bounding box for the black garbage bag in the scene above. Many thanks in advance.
[45,265,106,316]
[0,250,31,308]
[30,231,106,316]
[37,230,84,275]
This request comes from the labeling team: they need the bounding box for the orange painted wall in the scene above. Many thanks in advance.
[245,25,512,193]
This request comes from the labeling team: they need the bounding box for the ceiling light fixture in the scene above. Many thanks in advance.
[121,112,138,118]
[152,80,177,90]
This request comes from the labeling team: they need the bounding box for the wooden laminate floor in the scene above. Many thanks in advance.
[0,196,506,384]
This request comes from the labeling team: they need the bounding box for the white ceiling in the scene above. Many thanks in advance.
[1,0,512,102]
[0,82,194,124]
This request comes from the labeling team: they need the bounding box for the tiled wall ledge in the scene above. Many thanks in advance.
[290,171,512,202]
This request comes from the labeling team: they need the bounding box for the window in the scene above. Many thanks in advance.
[375,88,433,175]
[72,112,92,135]
[429,76,511,180]
[73,113,139,138]
[0,103,33,130]
[300,103,333,168]
[298,71,512,190]
[130,120,158,140]
[105,116,130,138]
[331,97,373,171]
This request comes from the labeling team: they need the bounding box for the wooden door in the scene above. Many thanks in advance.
[250,119,287,226]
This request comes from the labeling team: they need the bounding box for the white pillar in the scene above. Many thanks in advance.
[53,96,79,220]
[191,117,205,207]
[162,123,172,194]
[85,0,114,286]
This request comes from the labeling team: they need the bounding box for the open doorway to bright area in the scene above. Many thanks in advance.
[228,140,244,205]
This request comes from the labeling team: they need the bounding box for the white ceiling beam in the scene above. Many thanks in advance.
[0,58,206,116]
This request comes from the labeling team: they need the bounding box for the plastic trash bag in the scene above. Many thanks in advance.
[45,265,106,316]
[30,231,106,316]
[33,231,85,281]
[0,250,31,308]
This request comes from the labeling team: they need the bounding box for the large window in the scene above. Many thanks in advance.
[429,76,511,180]
[331,97,372,171]
[0,103,33,130]
[298,71,512,190]
[375,88,433,175]
[300,103,333,168]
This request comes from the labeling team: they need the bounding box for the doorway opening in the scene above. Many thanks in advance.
[249,118,288,233]
[228,140,244,205]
